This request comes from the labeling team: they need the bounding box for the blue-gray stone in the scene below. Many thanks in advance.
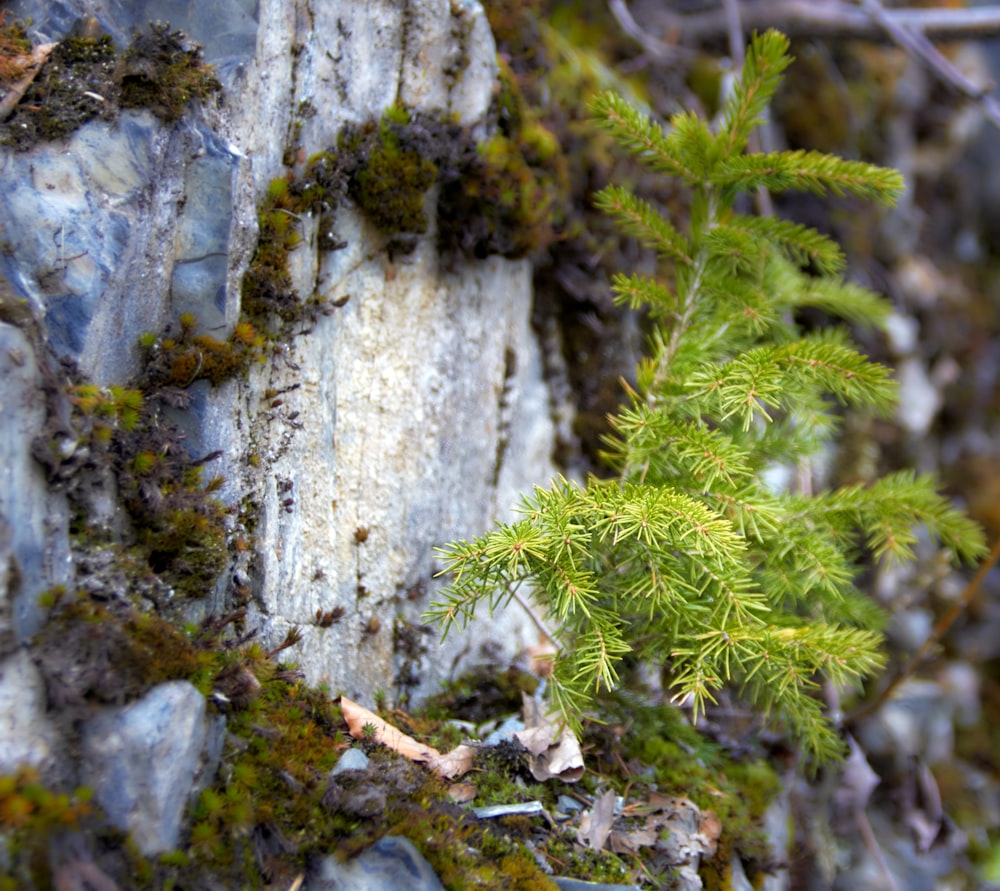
[554,880,640,891]
[331,747,370,775]
[1,106,247,384]
[80,680,214,855]
[306,836,446,891]
[7,0,259,74]
[0,322,72,642]
[169,122,244,329]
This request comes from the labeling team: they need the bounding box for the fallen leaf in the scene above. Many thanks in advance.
[428,744,477,780]
[515,693,584,782]
[338,698,480,780]
[527,635,557,678]
[447,782,477,804]
[338,696,439,763]
[836,733,880,816]
[576,789,617,851]
[696,809,722,857]
[609,827,658,855]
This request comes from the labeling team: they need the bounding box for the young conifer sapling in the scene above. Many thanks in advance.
[427,31,985,761]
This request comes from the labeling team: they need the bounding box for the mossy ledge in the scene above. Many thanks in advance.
[0,17,220,150]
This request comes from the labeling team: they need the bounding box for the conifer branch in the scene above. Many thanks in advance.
[429,29,985,763]
[593,185,692,265]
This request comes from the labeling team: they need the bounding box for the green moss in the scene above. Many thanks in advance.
[438,62,569,259]
[0,26,118,149]
[420,664,539,723]
[0,768,96,888]
[0,18,219,150]
[240,167,341,326]
[119,22,220,122]
[32,590,217,704]
[141,313,267,389]
[344,110,438,236]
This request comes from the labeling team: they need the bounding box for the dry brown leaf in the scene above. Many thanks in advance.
[338,697,481,781]
[428,744,478,780]
[447,782,478,804]
[338,696,440,763]
[576,789,617,851]
[609,827,658,855]
[836,733,880,816]
[527,635,557,678]
[515,693,584,782]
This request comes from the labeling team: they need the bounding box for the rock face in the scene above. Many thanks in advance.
[0,0,558,820]
[80,681,225,855]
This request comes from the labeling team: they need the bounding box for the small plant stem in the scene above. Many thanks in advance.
[510,587,556,643]
[848,534,1000,726]
[651,194,716,396]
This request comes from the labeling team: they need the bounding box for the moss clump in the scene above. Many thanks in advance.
[341,107,439,237]
[420,665,540,723]
[33,590,217,707]
[41,354,233,600]
[0,26,118,149]
[439,61,569,259]
[0,18,219,149]
[0,768,96,889]
[240,163,345,327]
[141,313,265,389]
[119,22,220,122]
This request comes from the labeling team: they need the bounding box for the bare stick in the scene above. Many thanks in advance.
[0,42,56,121]
[720,0,775,215]
[858,0,1000,130]
[670,2,1000,43]
[848,535,1000,726]
[607,0,695,62]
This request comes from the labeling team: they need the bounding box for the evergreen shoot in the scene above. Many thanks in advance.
[426,31,986,761]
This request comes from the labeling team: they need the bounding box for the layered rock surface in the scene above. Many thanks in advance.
[0,0,559,840]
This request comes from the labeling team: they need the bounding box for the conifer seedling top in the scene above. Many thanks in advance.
[427,30,985,762]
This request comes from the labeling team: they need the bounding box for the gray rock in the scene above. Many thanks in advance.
[8,0,259,70]
[80,680,220,855]
[0,322,72,644]
[0,648,62,776]
[553,880,640,891]
[0,110,250,386]
[305,835,446,891]
[1,0,560,765]
[331,747,370,775]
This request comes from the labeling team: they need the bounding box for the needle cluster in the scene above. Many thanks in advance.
[427,31,984,761]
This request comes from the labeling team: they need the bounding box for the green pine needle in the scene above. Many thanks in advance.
[427,30,984,764]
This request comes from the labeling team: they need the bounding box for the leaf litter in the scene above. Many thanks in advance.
[337,686,728,888]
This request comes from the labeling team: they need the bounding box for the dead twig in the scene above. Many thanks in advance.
[857,0,1000,130]
[663,2,1000,43]
[0,41,56,120]
[607,0,696,62]
[847,535,1000,727]
[719,0,775,215]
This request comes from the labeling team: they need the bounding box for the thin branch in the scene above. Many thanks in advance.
[847,535,1000,726]
[857,0,1000,130]
[671,2,1000,42]
[721,0,746,69]
[720,0,775,216]
[607,0,696,62]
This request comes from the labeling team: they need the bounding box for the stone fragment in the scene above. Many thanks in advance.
[305,836,445,891]
[331,747,370,775]
[0,648,61,776]
[0,322,72,644]
[80,681,220,855]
